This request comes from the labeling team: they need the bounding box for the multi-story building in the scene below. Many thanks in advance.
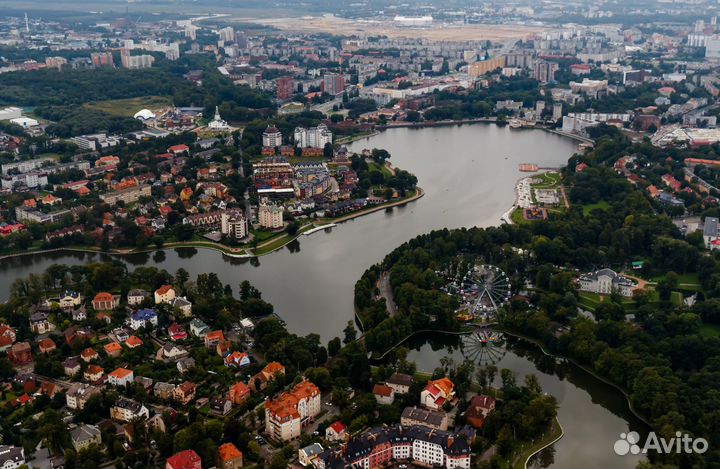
[220,210,248,240]
[2,171,48,190]
[318,426,471,469]
[91,52,114,68]
[258,202,283,229]
[120,49,155,69]
[66,383,101,410]
[265,380,321,441]
[70,133,121,151]
[130,309,158,330]
[100,184,152,205]
[111,397,149,422]
[263,126,283,148]
[533,61,559,83]
[108,368,134,387]
[322,73,345,95]
[577,268,636,297]
[420,378,455,410]
[276,76,295,100]
[0,445,25,469]
[294,124,332,148]
[401,406,449,431]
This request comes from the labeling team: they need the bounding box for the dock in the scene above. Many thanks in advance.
[304,223,337,236]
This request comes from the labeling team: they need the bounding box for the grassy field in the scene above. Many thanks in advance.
[83,96,172,117]
[531,171,562,188]
[582,200,611,214]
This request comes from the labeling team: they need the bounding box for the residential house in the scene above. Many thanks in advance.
[210,397,233,416]
[173,381,196,405]
[167,449,202,469]
[466,395,496,429]
[228,382,251,405]
[71,306,87,321]
[66,383,101,410]
[168,323,188,341]
[127,289,150,306]
[177,357,196,374]
[204,330,225,348]
[81,347,100,362]
[224,351,250,368]
[420,378,455,410]
[62,357,81,376]
[108,368,134,387]
[154,382,176,400]
[170,297,193,316]
[386,373,413,395]
[249,361,285,392]
[104,342,123,357]
[92,292,120,311]
[29,312,52,334]
[325,421,347,442]
[154,285,176,304]
[299,443,324,466]
[130,308,158,330]
[111,397,149,422]
[0,445,25,469]
[189,319,210,337]
[126,335,144,348]
[401,406,449,431]
[38,337,56,354]
[158,342,189,361]
[218,442,243,469]
[373,384,395,405]
[84,365,105,384]
[0,325,16,352]
[70,424,102,451]
[58,290,83,308]
[8,342,32,366]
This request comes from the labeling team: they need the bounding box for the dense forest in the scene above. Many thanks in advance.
[354,135,720,468]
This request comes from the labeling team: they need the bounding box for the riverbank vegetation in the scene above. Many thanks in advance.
[354,133,720,467]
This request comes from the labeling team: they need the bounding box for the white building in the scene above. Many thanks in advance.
[262,126,283,147]
[111,397,149,422]
[0,445,25,469]
[577,268,636,297]
[208,106,232,131]
[221,210,249,240]
[0,107,22,121]
[258,201,283,229]
[294,124,332,148]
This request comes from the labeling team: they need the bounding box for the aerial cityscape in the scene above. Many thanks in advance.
[0,0,719,468]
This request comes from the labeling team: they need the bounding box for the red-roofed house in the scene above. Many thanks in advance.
[167,144,190,155]
[104,342,123,357]
[325,421,347,442]
[466,395,496,428]
[373,384,395,405]
[204,330,225,349]
[168,323,188,341]
[126,336,144,348]
[167,449,202,469]
[38,337,56,354]
[154,285,176,304]
[92,292,120,311]
[224,351,250,368]
[576,162,588,173]
[228,382,251,405]
[108,368,134,386]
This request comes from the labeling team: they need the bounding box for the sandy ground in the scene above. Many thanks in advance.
[236,15,552,41]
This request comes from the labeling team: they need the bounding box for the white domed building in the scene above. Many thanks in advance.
[134,109,156,121]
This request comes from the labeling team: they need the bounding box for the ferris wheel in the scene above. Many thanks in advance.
[463,264,512,316]
[461,327,506,366]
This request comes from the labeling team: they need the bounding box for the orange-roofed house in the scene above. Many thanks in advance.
[218,442,243,469]
[173,381,196,405]
[228,382,251,405]
[84,365,104,384]
[92,292,120,311]
[168,144,190,155]
[265,380,321,441]
[108,367,134,387]
[126,335,143,348]
[250,361,285,392]
[204,330,225,349]
[104,342,123,358]
[38,337,56,354]
[420,377,455,410]
[224,351,250,368]
[180,187,194,201]
[41,194,62,206]
[81,347,99,363]
[166,449,202,469]
[154,285,176,304]
[23,198,37,208]
[373,383,395,405]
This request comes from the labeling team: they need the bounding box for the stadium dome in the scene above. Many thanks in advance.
[134,109,156,120]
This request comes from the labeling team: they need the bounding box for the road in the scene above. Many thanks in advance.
[377,271,398,317]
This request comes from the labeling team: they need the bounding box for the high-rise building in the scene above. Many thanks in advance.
[45,56,67,71]
[185,25,197,40]
[322,73,345,96]
[219,27,235,43]
[262,126,283,147]
[258,201,284,229]
[91,52,114,68]
[533,61,558,83]
[276,76,294,100]
[294,124,332,148]
[552,103,563,121]
[121,49,154,69]
[220,211,248,240]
